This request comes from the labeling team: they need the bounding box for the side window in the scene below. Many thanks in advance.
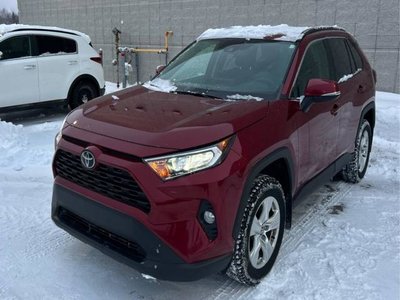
[325,38,353,81]
[291,40,333,98]
[0,35,31,60]
[346,40,363,70]
[34,35,77,56]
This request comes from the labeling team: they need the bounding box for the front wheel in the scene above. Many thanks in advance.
[227,175,285,286]
[342,119,372,183]
[69,82,97,109]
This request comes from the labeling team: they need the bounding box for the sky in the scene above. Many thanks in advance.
[0,0,18,12]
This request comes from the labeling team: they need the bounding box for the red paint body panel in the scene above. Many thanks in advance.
[66,87,268,150]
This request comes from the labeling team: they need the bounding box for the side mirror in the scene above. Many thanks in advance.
[300,79,340,112]
[155,65,166,75]
[0,51,3,59]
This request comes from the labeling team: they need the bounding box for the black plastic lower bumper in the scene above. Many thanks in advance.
[51,183,231,281]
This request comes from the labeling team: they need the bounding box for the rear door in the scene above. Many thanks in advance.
[325,38,373,156]
[0,35,39,107]
[324,38,361,157]
[33,34,80,102]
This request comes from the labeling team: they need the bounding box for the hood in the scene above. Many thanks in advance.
[66,86,269,150]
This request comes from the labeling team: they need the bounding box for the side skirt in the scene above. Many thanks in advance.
[0,99,66,113]
[292,153,352,207]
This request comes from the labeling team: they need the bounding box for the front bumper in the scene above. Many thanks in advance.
[52,184,231,281]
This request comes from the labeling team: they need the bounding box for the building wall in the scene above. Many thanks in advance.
[19,0,400,93]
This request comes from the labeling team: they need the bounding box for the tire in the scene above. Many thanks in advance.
[342,119,372,183]
[69,82,98,109]
[227,175,285,286]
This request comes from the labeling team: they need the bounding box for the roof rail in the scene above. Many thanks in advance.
[0,25,91,42]
[302,26,346,37]
[10,28,80,37]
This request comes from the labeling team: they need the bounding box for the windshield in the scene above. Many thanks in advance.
[148,39,296,100]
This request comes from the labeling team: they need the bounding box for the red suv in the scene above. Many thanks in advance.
[52,25,375,285]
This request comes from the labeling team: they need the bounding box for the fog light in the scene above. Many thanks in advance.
[203,210,215,224]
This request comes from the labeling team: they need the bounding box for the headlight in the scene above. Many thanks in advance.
[144,136,234,180]
[54,116,67,150]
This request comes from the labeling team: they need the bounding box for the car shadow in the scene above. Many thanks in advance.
[0,107,68,125]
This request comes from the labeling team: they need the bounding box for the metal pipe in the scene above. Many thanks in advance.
[135,52,139,84]
[164,31,173,51]
[112,27,121,88]
[123,31,173,55]
[131,48,167,54]
[119,31,173,83]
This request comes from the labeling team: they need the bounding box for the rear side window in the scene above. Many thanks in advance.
[324,38,353,81]
[346,40,363,71]
[0,35,31,60]
[34,35,77,56]
[291,40,333,98]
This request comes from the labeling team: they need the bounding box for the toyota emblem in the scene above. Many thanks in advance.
[80,150,96,170]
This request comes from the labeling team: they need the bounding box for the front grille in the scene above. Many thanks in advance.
[54,149,151,213]
[58,207,146,262]
[63,135,140,162]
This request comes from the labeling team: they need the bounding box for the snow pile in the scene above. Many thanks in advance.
[141,273,157,281]
[0,120,58,169]
[0,120,26,150]
[197,24,310,42]
[143,78,177,93]
[226,94,263,101]
[0,24,91,42]
[0,120,27,168]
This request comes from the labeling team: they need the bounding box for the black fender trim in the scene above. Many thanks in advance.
[232,147,295,239]
[359,100,375,138]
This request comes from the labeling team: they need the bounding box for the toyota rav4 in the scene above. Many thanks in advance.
[52,25,375,285]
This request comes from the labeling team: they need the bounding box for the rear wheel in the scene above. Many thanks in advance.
[69,82,97,109]
[227,175,285,286]
[342,119,372,183]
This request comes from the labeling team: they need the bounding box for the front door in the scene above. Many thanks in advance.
[291,39,340,186]
[0,35,39,108]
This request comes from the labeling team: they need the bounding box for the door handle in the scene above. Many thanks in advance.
[330,103,339,116]
[357,85,366,94]
[68,60,78,65]
[24,65,36,70]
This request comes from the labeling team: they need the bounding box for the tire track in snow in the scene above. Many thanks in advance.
[0,172,71,269]
[211,181,353,300]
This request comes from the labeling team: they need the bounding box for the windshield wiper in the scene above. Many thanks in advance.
[173,90,222,99]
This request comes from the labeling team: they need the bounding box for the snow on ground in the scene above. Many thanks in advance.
[0,90,399,299]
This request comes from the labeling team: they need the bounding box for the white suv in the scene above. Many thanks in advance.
[0,24,105,111]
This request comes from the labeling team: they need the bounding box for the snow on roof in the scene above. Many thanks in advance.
[197,24,310,42]
[197,24,344,42]
[0,24,91,43]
